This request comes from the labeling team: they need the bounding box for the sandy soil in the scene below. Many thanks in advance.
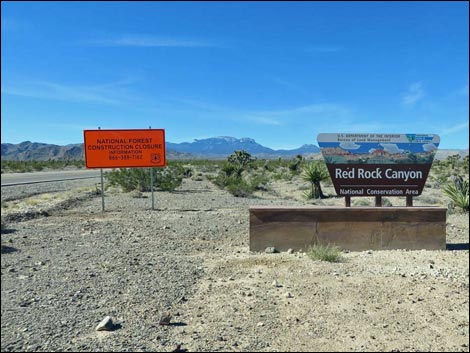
[1,177,468,352]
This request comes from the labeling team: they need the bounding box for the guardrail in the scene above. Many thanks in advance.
[1,175,101,187]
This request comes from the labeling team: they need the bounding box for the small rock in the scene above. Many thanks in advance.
[265,247,277,254]
[159,312,172,325]
[287,249,294,254]
[285,292,294,299]
[95,316,115,331]
[257,322,264,327]
[272,280,281,287]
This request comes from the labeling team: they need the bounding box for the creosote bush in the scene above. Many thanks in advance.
[211,150,259,197]
[1,159,84,173]
[105,165,183,192]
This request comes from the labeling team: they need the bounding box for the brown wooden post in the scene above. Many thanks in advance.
[345,196,351,207]
[406,195,413,207]
[375,196,382,207]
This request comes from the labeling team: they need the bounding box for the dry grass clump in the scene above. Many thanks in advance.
[307,243,343,262]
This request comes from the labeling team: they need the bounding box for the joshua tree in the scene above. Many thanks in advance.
[227,150,254,169]
[302,161,329,199]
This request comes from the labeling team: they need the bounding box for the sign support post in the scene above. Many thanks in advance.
[375,196,382,207]
[83,128,166,212]
[98,127,105,212]
[149,126,155,211]
[406,196,413,207]
[345,195,351,207]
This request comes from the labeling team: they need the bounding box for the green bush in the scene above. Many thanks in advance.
[210,151,260,197]
[288,155,303,174]
[249,173,270,191]
[307,243,343,262]
[225,177,255,197]
[1,159,85,173]
[106,166,183,192]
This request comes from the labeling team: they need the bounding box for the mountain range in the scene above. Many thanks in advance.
[1,137,320,161]
[1,137,467,161]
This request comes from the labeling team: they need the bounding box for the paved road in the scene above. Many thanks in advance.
[1,169,102,186]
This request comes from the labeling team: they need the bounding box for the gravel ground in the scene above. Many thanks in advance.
[1,177,469,352]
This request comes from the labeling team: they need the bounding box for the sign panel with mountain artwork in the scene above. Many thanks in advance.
[317,133,440,197]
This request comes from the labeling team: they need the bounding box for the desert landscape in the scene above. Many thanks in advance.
[1,156,468,352]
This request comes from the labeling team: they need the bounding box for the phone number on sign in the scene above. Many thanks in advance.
[109,155,143,161]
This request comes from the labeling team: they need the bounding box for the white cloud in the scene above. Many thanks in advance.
[271,77,308,95]
[340,142,361,150]
[422,143,438,152]
[252,117,282,126]
[84,35,219,48]
[403,82,425,106]
[380,143,404,154]
[2,79,134,105]
[441,121,469,136]
[257,103,350,117]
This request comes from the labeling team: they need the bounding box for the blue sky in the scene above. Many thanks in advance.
[1,1,469,149]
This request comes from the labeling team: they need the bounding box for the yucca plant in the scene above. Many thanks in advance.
[443,177,469,212]
[302,161,329,199]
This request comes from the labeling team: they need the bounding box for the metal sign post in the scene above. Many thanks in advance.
[98,127,105,212]
[83,127,166,212]
[149,126,155,210]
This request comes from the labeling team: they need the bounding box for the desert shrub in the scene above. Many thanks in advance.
[353,198,371,206]
[382,197,393,207]
[288,155,303,174]
[211,151,260,197]
[416,194,440,205]
[182,166,193,178]
[249,173,270,191]
[273,168,293,181]
[1,159,85,173]
[129,190,144,198]
[443,176,469,212]
[307,243,343,262]
[262,160,275,172]
[106,166,183,192]
[225,177,255,197]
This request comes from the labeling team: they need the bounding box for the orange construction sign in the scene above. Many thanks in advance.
[84,129,166,168]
